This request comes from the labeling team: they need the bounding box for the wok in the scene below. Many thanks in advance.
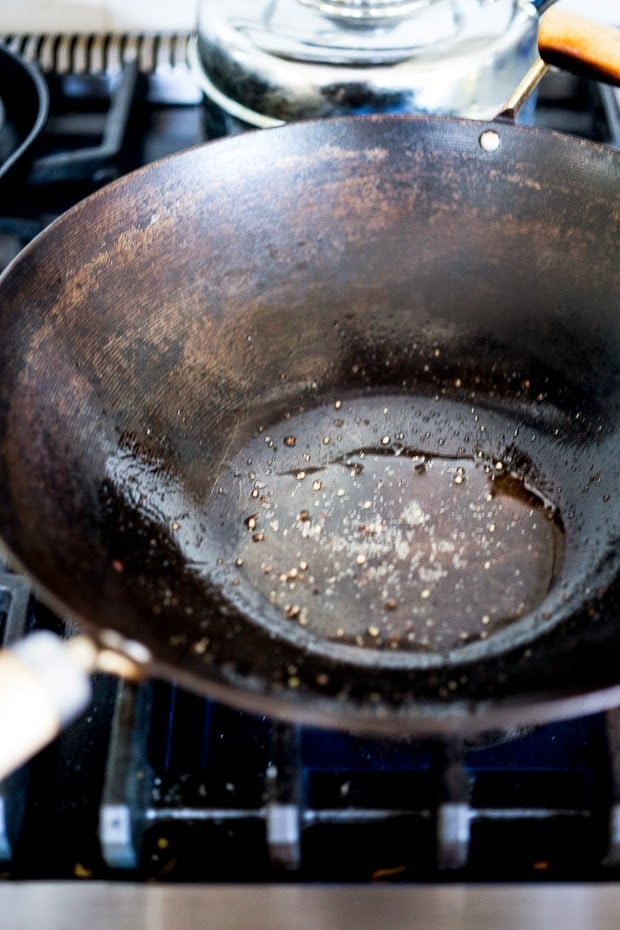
[0,6,618,777]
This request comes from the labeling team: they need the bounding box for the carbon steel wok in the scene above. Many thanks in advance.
[0,8,618,764]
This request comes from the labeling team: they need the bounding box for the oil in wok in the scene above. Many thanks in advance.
[213,395,564,653]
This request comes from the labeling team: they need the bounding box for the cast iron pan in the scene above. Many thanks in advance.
[0,9,617,760]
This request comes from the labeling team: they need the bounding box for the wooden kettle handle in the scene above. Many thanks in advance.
[538,5,620,87]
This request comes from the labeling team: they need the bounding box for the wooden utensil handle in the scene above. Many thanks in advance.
[0,632,95,781]
[0,631,149,781]
[539,6,620,87]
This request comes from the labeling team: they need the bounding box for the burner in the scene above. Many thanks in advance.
[0,43,48,181]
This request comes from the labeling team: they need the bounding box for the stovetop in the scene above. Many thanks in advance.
[0,35,619,883]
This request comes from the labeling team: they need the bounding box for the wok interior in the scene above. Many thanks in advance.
[209,393,567,656]
[0,117,618,718]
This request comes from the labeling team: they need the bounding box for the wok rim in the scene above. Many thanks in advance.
[1,109,618,287]
[2,507,619,737]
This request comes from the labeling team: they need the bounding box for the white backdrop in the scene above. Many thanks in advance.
[0,0,197,32]
[0,0,617,33]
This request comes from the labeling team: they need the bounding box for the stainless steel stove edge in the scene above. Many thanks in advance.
[1,882,620,930]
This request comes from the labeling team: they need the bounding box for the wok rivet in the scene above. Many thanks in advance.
[479,129,501,152]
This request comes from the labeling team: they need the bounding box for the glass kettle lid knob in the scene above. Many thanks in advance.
[297,0,440,23]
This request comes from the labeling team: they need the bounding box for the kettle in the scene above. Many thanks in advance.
[192,0,540,126]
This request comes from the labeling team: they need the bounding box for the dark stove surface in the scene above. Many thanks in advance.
[0,41,619,883]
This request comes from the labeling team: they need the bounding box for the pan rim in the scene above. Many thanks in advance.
[6,527,619,735]
[0,109,618,286]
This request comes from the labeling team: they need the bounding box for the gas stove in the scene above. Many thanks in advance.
[0,26,619,901]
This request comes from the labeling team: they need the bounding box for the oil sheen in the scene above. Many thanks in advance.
[212,394,564,653]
